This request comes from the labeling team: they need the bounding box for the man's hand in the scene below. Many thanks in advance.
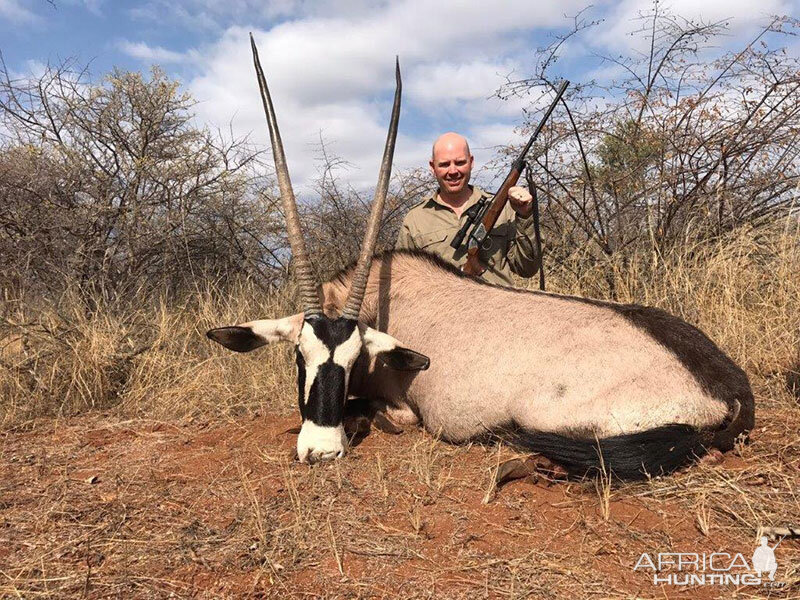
[508,186,534,218]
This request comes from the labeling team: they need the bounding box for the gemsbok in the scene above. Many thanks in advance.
[207,36,755,480]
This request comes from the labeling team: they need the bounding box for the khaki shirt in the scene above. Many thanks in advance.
[395,185,540,286]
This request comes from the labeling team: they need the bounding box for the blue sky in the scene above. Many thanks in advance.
[1,0,798,192]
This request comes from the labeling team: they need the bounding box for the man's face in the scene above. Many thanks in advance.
[430,141,473,196]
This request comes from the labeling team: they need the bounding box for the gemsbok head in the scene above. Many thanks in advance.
[207,36,429,463]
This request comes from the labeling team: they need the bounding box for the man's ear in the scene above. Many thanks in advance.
[207,313,304,353]
[361,326,430,372]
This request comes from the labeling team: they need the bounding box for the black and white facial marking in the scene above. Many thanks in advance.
[207,312,429,464]
[295,316,363,464]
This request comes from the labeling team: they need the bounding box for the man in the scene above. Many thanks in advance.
[395,132,540,286]
[752,536,778,581]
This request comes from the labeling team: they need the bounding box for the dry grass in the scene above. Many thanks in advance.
[0,218,799,598]
[0,280,299,426]
[544,218,800,378]
[1,407,796,598]
[2,219,798,426]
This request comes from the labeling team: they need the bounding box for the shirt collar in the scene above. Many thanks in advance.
[425,185,486,213]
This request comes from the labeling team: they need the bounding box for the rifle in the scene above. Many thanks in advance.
[451,80,568,276]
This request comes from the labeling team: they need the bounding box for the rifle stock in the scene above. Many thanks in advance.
[462,167,522,276]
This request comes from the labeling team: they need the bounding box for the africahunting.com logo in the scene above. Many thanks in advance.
[634,537,786,587]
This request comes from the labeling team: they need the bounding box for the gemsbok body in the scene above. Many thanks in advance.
[207,36,755,480]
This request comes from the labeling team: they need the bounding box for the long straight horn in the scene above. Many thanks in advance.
[341,58,402,320]
[250,34,322,316]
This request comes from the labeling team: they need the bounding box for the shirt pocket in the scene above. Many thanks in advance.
[413,229,449,250]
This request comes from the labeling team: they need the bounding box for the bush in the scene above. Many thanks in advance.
[0,63,284,306]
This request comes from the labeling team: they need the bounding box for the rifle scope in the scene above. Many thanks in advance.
[450,198,487,250]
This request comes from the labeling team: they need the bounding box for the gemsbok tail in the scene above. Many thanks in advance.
[506,398,753,480]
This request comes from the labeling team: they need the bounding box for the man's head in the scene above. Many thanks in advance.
[430,132,473,197]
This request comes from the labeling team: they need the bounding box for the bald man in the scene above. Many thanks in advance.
[395,132,540,286]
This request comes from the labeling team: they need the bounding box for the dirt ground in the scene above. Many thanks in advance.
[1,404,798,599]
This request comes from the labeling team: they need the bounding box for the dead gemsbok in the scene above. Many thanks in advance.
[207,36,755,480]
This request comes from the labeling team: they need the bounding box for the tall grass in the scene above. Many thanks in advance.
[542,218,800,379]
[1,218,798,427]
[0,280,298,426]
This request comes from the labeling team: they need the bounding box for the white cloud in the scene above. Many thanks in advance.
[184,1,588,195]
[189,28,408,191]
[0,0,40,23]
[596,0,795,50]
[133,0,797,198]
[62,0,105,15]
[9,59,49,82]
[117,40,194,64]
[407,60,518,108]
[128,0,310,31]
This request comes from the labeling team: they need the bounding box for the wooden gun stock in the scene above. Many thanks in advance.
[462,167,522,276]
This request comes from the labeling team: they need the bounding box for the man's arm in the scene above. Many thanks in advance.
[395,220,417,250]
[504,186,540,278]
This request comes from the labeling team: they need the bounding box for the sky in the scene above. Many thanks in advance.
[1,0,798,193]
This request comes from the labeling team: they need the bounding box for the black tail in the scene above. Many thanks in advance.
[504,424,713,481]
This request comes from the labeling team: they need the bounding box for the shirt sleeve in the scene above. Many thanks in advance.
[395,218,416,250]
[506,212,541,278]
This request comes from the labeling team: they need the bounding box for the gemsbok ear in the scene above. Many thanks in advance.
[362,327,430,372]
[207,313,304,353]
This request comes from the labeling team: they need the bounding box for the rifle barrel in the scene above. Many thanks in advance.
[515,80,569,168]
